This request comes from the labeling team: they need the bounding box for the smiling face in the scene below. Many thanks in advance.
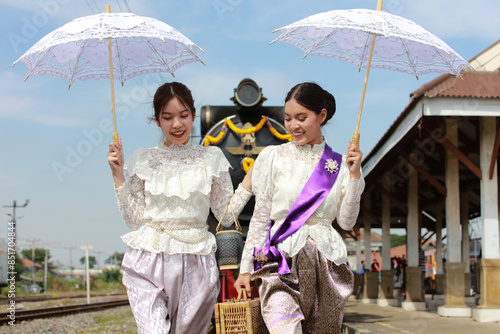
[284,98,326,146]
[156,97,194,146]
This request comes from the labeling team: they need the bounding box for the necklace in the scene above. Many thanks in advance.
[164,139,193,162]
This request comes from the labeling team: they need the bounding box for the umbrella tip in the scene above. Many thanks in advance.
[302,55,308,59]
[171,73,175,78]
[68,84,71,90]
[271,29,278,33]
[201,60,206,66]
[11,62,16,67]
[24,75,29,82]
[121,81,124,87]
[416,75,419,80]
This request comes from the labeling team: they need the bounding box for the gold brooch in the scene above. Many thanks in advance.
[254,252,268,266]
[325,159,339,174]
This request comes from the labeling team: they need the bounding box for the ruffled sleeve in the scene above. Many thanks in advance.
[127,145,234,200]
[239,146,276,274]
[336,157,365,230]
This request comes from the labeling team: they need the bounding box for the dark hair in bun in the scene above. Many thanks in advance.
[285,82,336,125]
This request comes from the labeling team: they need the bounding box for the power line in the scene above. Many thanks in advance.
[84,0,98,14]
[115,0,124,12]
[123,0,132,12]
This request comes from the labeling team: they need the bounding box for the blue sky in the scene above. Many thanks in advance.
[1,0,499,269]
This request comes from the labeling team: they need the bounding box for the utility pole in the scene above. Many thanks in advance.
[3,199,29,253]
[81,245,93,304]
[18,240,60,287]
[64,246,76,278]
[25,238,40,285]
[95,250,104,271]
[44,249,48,293]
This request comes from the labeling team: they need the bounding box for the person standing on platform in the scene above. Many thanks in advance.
[419,245,426,301]
[234,82,365,333]
[371,258,380,272]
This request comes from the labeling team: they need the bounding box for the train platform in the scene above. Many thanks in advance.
[342,295,500,333]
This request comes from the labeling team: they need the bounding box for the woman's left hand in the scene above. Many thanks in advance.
[347,141,363,180]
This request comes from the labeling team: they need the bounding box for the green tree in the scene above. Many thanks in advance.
[21,248,54,269]
[101,268,122,283]
[80,255,97,269]
[390,234,406,248]
[104,252,124,266]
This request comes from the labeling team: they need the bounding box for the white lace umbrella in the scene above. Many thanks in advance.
[12,5,205,143]
[271,1,473,144]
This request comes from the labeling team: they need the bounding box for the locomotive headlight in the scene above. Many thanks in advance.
[234,78,262,107]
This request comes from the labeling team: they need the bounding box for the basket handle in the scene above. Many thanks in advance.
[215,202,242,233]
[237,288,248,302]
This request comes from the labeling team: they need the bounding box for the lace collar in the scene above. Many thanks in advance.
[293,141,325,153]
[288,141,325,166]
[157,138,194,153]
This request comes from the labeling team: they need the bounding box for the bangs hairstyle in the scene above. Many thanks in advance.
[151,82,195,123]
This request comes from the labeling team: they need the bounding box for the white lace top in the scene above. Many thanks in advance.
[115,138,252,255]
[240,141,365,274]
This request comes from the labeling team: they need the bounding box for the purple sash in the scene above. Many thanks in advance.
[253,144,342,275]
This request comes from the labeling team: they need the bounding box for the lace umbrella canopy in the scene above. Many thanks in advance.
[270,3,473,144]
[12,6,205,143]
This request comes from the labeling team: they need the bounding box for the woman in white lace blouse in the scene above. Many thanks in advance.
[107,82,252,334]
[234,82,365,334]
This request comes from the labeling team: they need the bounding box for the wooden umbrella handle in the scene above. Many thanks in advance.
[352,0,383,147]
[106,4,119,143]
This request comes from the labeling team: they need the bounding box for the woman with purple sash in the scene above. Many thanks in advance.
[234,82,365,334]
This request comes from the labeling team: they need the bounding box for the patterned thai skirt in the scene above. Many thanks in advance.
[121,247,220,334]
[252,237,354,334]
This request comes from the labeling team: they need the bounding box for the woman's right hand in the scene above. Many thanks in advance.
[107,140,125,187]
[234,272,252,298]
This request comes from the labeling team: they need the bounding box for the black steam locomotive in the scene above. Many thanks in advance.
[200,78,291,235]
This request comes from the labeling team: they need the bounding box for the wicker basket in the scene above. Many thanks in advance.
[214,289,268,334]
[215,203,244,268]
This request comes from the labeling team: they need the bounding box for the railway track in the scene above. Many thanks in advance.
[0,293,126,304]
[0,299,129,325]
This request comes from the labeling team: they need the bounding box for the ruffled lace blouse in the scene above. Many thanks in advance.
[240,141,365,274]
[115,138,252,255]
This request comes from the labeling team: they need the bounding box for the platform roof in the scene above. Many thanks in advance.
[358,41,500,232]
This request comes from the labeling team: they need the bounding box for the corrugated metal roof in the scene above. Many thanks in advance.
[363,71,500,169]
[363,40,500,170]
[420,71,500,99]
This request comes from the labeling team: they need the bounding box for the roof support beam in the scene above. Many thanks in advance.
[489,123,500,179]
[422,231,436,246]
[429,130,483,180]
[400,152,447,196]
[378,182,408,215]
[345,229,357,241]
